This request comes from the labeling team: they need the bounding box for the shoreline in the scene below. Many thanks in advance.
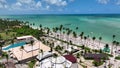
[31,26,112,45]
[30,25,114,44]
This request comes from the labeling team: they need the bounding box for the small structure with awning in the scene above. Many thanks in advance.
[103,47,110,53]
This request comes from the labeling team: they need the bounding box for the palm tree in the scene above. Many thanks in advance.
[79,32,84,44]
[92,36,96,49]
[112,35,116,41]
[59,24,63,33]
[20,46,24,65]
[73,31,77,38]
[111,41,116,54]
[5,54,9,64]
[111,35,116,54]
[69,40,72,45]
[50,42,54,52]
[81,45,85,54]
[59,25,63,40]
[104,44,110,53]
[30,40,34,57]
[33,23,35,26]
[37,36,41,49]
[66,30,72,48]
[99,37,102,49]
[53,54,58,68]
[75,27,79,34]
[39,24,42,28]
[47,28,50,36]
[116,42,119,51]
[39,49,43,68]
[105,44,109,48]
[11,39,14,51]
[84,36,87,46]
[39,24,42,30]
[87,35,90,46]
[76,27,79,30]
[0,41,4,56]
[0,44,2,56]
[0,35,2,39]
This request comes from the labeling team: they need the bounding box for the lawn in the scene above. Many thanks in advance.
[0,32,16,40]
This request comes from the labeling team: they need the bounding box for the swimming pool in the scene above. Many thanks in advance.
[3,42,26,50]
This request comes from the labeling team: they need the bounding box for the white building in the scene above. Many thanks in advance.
[17,35,35,43]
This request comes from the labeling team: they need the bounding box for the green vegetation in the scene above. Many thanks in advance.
[105,53,113,57]
[0,18,44,39]
[28,59,36,68]
[115,56,120,60]
[12,25,44,38]
[0,32,16,40]
[2,52,7,57]
[0,19,44,46]
[92,60,104,67]
[0,19,22,32]
[0,63,4,68]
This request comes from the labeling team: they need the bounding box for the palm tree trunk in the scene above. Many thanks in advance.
[32,45,33,57]
[55,58,56,68]
[93,40,94,49]
[21,50,23,66]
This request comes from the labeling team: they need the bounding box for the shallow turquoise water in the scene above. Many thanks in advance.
[0,14,120,43]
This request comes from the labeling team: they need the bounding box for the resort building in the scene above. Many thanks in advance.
[35,55,72,68]
[64,54,78,68]
[36,51,55,61]
[10,37,50,62]
[16,35,37,43]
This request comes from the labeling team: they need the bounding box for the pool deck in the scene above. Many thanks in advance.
[11,40,50,61]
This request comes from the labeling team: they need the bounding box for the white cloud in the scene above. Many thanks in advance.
[36,1,42,8]
[0,0,7,8]
[11,0,42,10]
[46,5,50,9]
[18,0,34,4]
[11,2,22,10]
[61,1,67,6]
[97,0,109,4]
[116,0,120,5]
[0,0,72,11]
[16,2,22,6]
[44,0,67,6]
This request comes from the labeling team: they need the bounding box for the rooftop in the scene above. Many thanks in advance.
[16,35,33,40]
[64,54,77,63]
[11,41,50,61]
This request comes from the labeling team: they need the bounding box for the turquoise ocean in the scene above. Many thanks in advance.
[0,14,120,43]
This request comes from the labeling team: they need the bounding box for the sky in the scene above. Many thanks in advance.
[0,0,120,14]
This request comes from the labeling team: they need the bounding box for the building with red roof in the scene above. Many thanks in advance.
[64,54,77,63]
